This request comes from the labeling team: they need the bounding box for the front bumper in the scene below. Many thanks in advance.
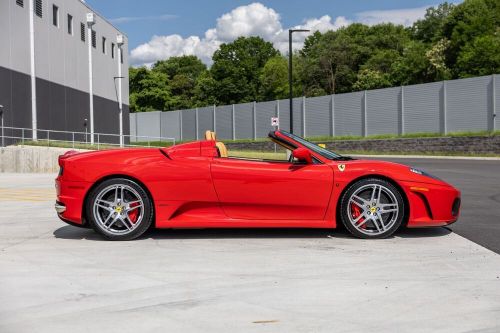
[400,180,461,227]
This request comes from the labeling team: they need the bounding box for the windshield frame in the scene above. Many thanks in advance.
[278,131,343,160]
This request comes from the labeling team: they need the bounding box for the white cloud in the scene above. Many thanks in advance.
[129,3,429,67]
[130,3,284,67]
[110,14,177,24]
[356,6,429,27]
[272,15,350,53]
[130,35,219,67]
[212,3,282,42]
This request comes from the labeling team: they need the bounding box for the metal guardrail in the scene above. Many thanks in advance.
[0,126,176,149]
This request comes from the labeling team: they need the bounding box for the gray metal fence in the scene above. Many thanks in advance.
[130,74,499,142]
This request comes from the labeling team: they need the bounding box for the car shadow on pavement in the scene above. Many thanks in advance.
[53,225,451,241]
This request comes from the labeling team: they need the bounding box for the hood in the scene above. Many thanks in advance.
[332,159,450,186]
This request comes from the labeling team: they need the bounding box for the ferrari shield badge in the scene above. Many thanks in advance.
[338,164,346,172]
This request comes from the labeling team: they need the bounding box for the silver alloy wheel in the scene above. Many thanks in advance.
[93,184,144,235]
[346,183,399,236]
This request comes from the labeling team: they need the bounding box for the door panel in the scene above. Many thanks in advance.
[211,158,334,220]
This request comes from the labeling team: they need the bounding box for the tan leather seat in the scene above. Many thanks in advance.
[204,130,228,157]
[216,142,228,158]
[205,130,215,140]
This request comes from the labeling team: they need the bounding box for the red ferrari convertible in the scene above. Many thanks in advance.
[55,130,461,240]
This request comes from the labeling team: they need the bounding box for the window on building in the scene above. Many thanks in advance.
[67,14,73,35]
[16,0,24,8]
[120,48,123,64]
[102,37,106,54]
[91,30,96,48]
[52,5,59,27]
[80,23,85,42]
[111,43,115,59]
[35,0,42,17]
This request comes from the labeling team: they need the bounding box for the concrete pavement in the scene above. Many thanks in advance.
[0,172,499,332]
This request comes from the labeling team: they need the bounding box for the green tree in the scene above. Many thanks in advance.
[129,67,171,112]
[192,71,219,106]
[442,0,500,76]
[128,0,500,114]
[152,55,207,81]
[353,69,392,91]
[210,36,279,104]
[259,56,289,100]
[457,34,500,77]
[300,23,410,94]
[412,2,456,43]
[390,41,433,85]
[150,55,207,110]
[300,25,366,95]
[363,49,402,74]
[426,38,452,80]
[259,55,305,100]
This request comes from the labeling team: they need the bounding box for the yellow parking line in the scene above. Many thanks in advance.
[0,188,55,202]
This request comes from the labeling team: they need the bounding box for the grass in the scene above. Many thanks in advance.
[229,150,288,160]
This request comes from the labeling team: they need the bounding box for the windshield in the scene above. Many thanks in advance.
[279,131,344,160]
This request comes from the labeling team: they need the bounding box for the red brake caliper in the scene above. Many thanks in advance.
[351,203,366,229]
[127,202,139,224]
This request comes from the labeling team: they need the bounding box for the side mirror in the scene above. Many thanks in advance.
[292,148,313,164]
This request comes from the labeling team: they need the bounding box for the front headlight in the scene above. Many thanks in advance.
[410,167,441,180]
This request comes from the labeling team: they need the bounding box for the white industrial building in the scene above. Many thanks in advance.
[0,0,129,144]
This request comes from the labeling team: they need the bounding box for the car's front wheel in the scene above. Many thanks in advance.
[86,178,153,240]
[340,178,405,239]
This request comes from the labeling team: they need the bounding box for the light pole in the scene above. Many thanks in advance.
[0,105,4,147]
[116,34,125,147]
[86,13,96,144]
[288,29,309,134]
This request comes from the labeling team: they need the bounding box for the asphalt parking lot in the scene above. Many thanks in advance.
[379,157,500,254]
[0,160,499,332]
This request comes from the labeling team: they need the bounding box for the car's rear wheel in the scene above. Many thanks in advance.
[340,178,405,239]
[86,178,153,240]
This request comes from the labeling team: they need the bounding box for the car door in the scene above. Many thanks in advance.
[210,158,334,220]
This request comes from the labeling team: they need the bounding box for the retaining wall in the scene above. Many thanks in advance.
[0,146,87,173]
[226,135,500,155]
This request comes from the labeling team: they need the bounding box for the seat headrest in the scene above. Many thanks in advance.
[204,130,217,140]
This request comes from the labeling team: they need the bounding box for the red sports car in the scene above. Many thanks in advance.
[55,130,461,240]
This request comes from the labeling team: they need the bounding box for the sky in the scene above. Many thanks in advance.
[84,0,449,67]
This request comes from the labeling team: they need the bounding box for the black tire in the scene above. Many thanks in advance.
[86,178,154,241]
[339,178,405,239]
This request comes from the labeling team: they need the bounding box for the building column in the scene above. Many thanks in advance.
[86,13,96,144]
[29,0,37,140]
